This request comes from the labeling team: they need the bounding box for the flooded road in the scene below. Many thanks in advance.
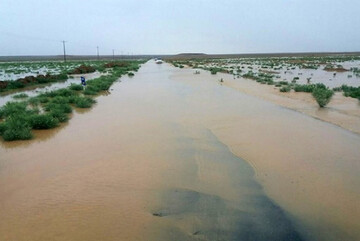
[0,61,359,241]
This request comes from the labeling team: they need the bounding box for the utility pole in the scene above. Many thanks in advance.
[62,40,67,62]
[97,46,99,60]
[112,49,115,61]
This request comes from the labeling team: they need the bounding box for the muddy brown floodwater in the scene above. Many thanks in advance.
[0,61,359,241]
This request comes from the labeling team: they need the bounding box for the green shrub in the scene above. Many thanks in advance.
[28,96,50,106]
[128,72,135,76]
[41,88,75,98]
[1,116,33,141]
[7,81,25,89]
[49,109,69,122]
[279,81,289,85]
[0,102,28,117]
[45,102,72,114]
[83,87,98,95]
[312,88,334,107]
[294,83,326,93]
[74,97,96,108]
[69,84,83,91]
[280,86,291,92]
[29,114,59,129]
[339,85,360,99]
[12,93,29,99]
[0,122,6,135]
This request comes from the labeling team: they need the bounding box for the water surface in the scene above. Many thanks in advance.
[0,61,359,241]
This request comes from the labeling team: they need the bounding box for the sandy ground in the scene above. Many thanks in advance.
[0,62,359,241]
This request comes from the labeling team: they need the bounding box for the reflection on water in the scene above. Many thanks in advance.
[150,127,303,241]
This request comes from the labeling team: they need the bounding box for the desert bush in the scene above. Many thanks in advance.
[312,88,334,107]
[1,116,33,141]
[29,114,59,129]
[12,93,29,99]
[49,109,69,122]
[280,86,291,92]
[339,85,360,99]
[74,97,96,108]
[294,83,326,93]
[279,81,289,85]
[83,87,98,95]
[6,81,25,89]
[69,84,83,91]
[0,122,6,135]
[0,102,28,117]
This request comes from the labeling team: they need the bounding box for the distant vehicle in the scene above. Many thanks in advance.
[155,58,163,64]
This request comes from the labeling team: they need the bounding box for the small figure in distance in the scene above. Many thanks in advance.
[220,78,224,83]
[81,76,86,86]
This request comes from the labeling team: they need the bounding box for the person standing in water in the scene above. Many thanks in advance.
[81,76,86,86]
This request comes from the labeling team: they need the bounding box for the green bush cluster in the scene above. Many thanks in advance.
[280,86,291,92]
[29,114,59,129]
[2,116,33,141]
[294,83,326,93]
[12,93,29,99]
[312,88,334,107]
[334,85,360,99]
[74,97,96,108]
[69,84,84,91]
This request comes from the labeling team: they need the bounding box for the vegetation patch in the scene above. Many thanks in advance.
[280,86,291,92]
[29,114,59,129]
[294,83,326,93]
[0,73,68,92]
[69,84,84,91]
[12,93,29,99]
[333,85,360,100]
[74,96,96,108]
[312,88,334,107]
[68,65,96,74]
[0,60,145,141]
[1,115,33,141]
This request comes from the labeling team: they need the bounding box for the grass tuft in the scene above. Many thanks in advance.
[29,114,59,129]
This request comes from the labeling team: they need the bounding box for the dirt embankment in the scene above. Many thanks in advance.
[68,65,96,74]
[324,67,349,72]
[0,73,68,91]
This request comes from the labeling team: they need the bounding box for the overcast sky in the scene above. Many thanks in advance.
[1,0,360,56]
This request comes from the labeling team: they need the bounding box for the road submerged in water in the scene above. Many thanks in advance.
[0,61,359,241]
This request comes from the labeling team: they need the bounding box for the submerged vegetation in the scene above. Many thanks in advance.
[0,60,138,93]
[312,88,334,107]
[0,60,145,141]
[167,55,360,107]
[68,65,96,75]
[0,73,68,92]
[333,85,360,100]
